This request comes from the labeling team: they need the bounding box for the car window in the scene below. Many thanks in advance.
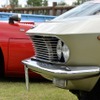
[53,1,100,20]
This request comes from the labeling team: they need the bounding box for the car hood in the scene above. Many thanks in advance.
[27,16,100,35]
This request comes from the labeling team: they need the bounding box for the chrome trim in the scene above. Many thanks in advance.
[22,58,100,80]
[31,35,58,62]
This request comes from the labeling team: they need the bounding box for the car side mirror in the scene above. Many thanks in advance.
[9,14,21,24]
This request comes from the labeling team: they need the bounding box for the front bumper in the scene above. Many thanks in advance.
[22,58,100,90]
[22,58,100,79]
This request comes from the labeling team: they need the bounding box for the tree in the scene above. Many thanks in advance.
[42,0,48,6]
[27,0,48,7]
[57,1,67,6]
[27,0,43,7]
[73,0,90,5]
[9,0,18,7]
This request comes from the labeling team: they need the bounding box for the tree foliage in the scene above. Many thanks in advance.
[73,0,90,5]
[27,0,48,6]
[42,0,48,6]
[9,0,18,7]
[57,1,67,6]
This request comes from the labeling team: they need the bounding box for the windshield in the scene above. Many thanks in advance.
[53,1,100,20]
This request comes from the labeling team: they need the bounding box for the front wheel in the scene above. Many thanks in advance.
[0,48,4,77]
[70,79,100,100]
[79,79,100,100]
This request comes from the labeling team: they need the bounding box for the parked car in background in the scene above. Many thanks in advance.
[0,12,55,23]
[0,14,41,78]
[22,1,100,100]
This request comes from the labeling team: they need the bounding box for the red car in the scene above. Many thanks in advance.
[0,14,40,78]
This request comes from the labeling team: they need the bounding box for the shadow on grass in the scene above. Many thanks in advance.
[0,76,50,83]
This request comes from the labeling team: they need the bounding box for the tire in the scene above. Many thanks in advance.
[79,79,100,100]
[0,48,4,77]
[70,79,100,100]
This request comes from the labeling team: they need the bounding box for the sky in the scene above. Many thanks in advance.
[0,0,76,7]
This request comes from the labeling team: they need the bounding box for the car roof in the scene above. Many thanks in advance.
[90,0,100,3]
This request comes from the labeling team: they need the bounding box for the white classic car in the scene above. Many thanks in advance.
[22,1,100,100]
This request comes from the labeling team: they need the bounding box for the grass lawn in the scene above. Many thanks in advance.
[0,78,78,100]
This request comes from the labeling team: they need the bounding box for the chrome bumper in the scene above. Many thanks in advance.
[22,58,100,79]
[22,58,100,90]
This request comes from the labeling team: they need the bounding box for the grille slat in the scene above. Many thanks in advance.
[36,55,58,59]
[31,35,59,62]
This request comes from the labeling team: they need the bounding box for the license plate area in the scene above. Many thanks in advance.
[53,78,67,89]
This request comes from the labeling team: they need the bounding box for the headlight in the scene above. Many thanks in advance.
[57,40,62,60]
[57,40,69,63]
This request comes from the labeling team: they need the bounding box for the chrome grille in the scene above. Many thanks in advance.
[31,35,59,62]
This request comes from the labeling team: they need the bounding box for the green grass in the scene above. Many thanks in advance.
[0,78,78,100]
